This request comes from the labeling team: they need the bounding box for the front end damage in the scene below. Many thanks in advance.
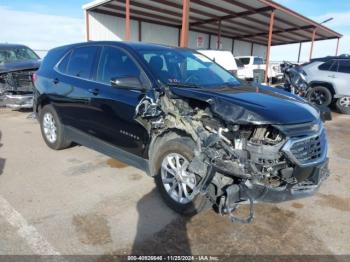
[0,69,36,109]
[136,87,330,223]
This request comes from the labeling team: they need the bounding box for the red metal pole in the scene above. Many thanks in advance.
[217,20,221,49]
[180,0,190,48]
[265,10,275,83]
[85,10,90,41]
[335,38,340,56]
[309,28,316,61]
[125,0,130,41]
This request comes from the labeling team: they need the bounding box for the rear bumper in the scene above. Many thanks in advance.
[2,94,33,109]
[243,159,330,203]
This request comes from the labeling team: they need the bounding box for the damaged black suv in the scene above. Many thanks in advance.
[33,42,330,223]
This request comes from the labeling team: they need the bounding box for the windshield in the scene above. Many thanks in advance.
[137,49,240,88]
[0,47,39,64]
[253,57,264,65]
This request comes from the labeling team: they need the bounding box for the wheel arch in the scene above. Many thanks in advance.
[35,94,52,115]
[148,129,196,177]
[309,81,336,98]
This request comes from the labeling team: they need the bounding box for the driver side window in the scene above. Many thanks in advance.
[97,46,141,85]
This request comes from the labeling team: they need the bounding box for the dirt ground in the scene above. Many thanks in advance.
[0,108,349,257]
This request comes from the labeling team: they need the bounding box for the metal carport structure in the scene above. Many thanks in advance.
[83,0,342,82]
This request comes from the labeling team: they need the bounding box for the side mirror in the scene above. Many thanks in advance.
[110,76,144,91]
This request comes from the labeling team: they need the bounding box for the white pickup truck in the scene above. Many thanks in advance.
[197,50,248,80]
[236,56,283,82]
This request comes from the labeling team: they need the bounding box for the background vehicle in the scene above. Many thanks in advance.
[302,56,350,114]
[34,42,330,223]
[281,61,309,96]
[236,56,282,82]
[197,50,247,79]
[0,44,40,109]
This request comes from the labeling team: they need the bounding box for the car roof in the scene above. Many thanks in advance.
[311,54,350,63]
[51,41,185,52]
[197,49,231,53]
[0,43,30,49]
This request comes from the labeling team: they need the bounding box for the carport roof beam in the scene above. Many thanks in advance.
[82,0,342,46]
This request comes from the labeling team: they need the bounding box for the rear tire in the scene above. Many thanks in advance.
[39,104,71,150]
[152,133,212,216]
[307,86,332,107]
[336,97,350,114]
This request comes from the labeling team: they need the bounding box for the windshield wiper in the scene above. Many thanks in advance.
[166,82,199,88]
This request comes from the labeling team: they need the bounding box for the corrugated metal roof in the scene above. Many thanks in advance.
[82,0,342,46]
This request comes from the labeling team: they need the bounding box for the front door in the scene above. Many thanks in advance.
[87,46,151,157]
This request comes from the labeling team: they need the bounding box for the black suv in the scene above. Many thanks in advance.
[33,42,329,222]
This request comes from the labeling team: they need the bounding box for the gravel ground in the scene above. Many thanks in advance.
[0,108,349,257]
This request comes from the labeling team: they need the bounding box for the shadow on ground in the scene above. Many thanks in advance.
[120,189,333,256]
[130,189,192,255]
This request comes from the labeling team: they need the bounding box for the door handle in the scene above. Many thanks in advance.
[328,75,336,78]
[53,78,59,84]
[88,88,99,95]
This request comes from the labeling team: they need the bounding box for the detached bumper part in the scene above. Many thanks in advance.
[243,159,329,203]
[3,94,33,109]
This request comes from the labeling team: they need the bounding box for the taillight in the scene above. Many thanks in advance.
[32,72,37,82]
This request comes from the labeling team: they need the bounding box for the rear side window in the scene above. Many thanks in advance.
[66,46,98,79]
[239,58,250,65]
[319,60,338,72]
[97,46,141,84]
[338,60,350,73]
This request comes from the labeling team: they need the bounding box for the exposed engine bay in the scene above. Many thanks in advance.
[135,87,330,223]
[0,69,35,94]
[0,69,37,109]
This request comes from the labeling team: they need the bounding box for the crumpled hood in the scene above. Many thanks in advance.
[169,84,320,125]
[0,59,40,73]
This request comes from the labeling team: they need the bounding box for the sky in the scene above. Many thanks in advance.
[0,0,349,61]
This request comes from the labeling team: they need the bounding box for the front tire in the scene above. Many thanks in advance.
[336,97,350,114]
[39,104,71,150]
[152,134,212,216]
[307,86,332,107]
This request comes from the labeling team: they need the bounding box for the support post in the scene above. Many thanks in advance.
[297,42,302,63]
[232,39,235,54]
[335,38,340,56]
[85,10,90,41]
[309,28,316,61]
[264,10,275,84]
[208,34,211,49]
[138,20,142,42]
[250,43,254,56]
[125,0,130,41]
[180,0,190,48]
[217,20,221,49]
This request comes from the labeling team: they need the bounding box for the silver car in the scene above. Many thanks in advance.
[302,58,350,114]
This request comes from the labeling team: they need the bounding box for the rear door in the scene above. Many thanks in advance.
[54,45,101,134]
[334,60,350,96]
[86,45,151,157]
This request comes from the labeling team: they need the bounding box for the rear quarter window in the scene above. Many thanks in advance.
[56,51,72,74]
[318,60,338,72]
